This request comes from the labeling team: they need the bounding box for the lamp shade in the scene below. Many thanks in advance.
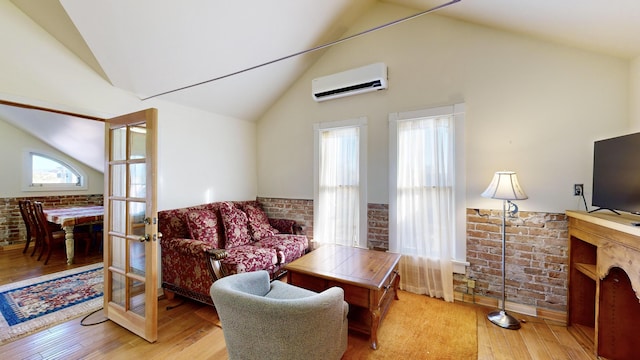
[481,171,528,200]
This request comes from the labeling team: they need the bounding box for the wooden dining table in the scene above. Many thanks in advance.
[43,205,104,264]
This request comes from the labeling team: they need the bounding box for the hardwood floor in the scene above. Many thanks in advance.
[0,245,595,359]
[0,242,103,285]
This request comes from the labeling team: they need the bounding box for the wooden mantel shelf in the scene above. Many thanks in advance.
[566,210,640,242]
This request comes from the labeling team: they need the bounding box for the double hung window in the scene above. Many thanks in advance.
[389,104,465,300]
[313,118,367,248]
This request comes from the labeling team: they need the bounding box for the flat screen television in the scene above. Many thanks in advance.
[592,132,640,214]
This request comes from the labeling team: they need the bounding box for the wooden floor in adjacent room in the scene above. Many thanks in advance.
[0,245,595,359]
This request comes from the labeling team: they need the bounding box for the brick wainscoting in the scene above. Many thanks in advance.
[466,209,568,313]
[257,197,390,249]
[258,197,569,314]
[258,197,314,239]
[367,203,389,250]
[0,195,104,246]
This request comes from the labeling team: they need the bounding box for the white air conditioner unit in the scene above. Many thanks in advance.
[312,62,388,102]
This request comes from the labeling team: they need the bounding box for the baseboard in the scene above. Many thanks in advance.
[0,243,27,251]
[454,291,567,324]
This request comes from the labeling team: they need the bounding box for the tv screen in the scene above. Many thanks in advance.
[592,132,640,214]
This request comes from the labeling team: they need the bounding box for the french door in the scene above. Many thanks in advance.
[104,108,158,342]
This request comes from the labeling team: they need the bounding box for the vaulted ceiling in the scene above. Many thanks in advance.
[12,0,640,121]
[5,0,640,172]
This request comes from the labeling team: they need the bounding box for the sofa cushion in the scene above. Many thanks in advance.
[185,209,220,247]
[219,202,252,248]
[254,234,308,264]
[245,204,279,241]
[221,245,278,275]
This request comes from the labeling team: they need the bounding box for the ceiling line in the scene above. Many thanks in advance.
[141,0,462,101]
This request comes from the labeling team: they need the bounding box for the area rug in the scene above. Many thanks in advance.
[0,263,103,345]
[343,290,478,359]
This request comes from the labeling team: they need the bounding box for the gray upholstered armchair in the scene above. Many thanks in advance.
[210,270,348,360]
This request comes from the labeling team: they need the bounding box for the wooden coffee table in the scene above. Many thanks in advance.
[285,244,401,350]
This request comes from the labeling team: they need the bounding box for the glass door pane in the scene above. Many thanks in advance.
[105,109,157,342]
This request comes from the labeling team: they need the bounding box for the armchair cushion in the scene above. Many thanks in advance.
[219,202,251,248]
[185,209,220,247]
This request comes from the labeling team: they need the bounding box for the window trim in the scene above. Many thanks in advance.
[23,150,88,192]
[389,103,467,273]
[313,117,368,248]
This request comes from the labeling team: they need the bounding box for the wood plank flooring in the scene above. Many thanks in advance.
[0,245,595,359]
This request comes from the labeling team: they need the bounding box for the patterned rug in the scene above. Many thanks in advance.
[0,263,103,344]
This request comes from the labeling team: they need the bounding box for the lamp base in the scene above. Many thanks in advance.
[487,310,521,330]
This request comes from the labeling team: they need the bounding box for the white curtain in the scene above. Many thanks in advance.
[316,127,360,246]
[395,116,454,301]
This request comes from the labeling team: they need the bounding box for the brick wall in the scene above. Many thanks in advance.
[257,197,314,239]
[257,198,569,312]
[0,195,103,246]
[257,197,390,249]
[466,208,568,312]
[368,203,389,250]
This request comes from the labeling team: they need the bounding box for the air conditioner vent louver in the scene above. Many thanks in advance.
[312,63,388,102]
[313,80,383,99]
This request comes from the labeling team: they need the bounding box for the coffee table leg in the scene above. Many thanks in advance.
[370,270,401,350]
[393,270,400,300]
[370,308,381,350]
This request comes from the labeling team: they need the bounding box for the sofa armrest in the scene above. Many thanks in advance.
[206,248,229,280]
[268,218,304,234]
[161,237,216,257]
[206,248,228,260]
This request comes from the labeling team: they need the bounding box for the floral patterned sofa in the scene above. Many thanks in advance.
[159,200,308,305]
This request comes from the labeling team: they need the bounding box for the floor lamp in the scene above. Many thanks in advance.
[481,171,528,330]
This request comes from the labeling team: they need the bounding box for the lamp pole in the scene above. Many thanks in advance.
[486,199,521,329]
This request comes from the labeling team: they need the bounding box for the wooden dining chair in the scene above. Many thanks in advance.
[32,202,92,265]
[18,200,42,256]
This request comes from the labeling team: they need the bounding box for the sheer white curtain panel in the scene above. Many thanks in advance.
[316,127,360,246]
[395,116,454,301]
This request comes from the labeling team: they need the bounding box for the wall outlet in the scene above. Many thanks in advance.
[574,184,583,196]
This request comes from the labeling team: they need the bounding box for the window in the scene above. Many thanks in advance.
[313,118,367,248]
[24,152,87,191]
[389,103,465,300]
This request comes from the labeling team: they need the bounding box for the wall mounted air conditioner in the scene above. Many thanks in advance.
[312,62,388,102]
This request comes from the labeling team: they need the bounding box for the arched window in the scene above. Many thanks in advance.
[25,152,87,191]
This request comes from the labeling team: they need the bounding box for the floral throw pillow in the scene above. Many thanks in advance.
[185,210,220,247]
[245,204,279,241]
[219,202,252,248]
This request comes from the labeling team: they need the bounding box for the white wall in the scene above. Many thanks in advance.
[257,3,630,213]
[0,0,257,211]
[0,119,104,197]
[157,102,257,209]
[630,56,640,131]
